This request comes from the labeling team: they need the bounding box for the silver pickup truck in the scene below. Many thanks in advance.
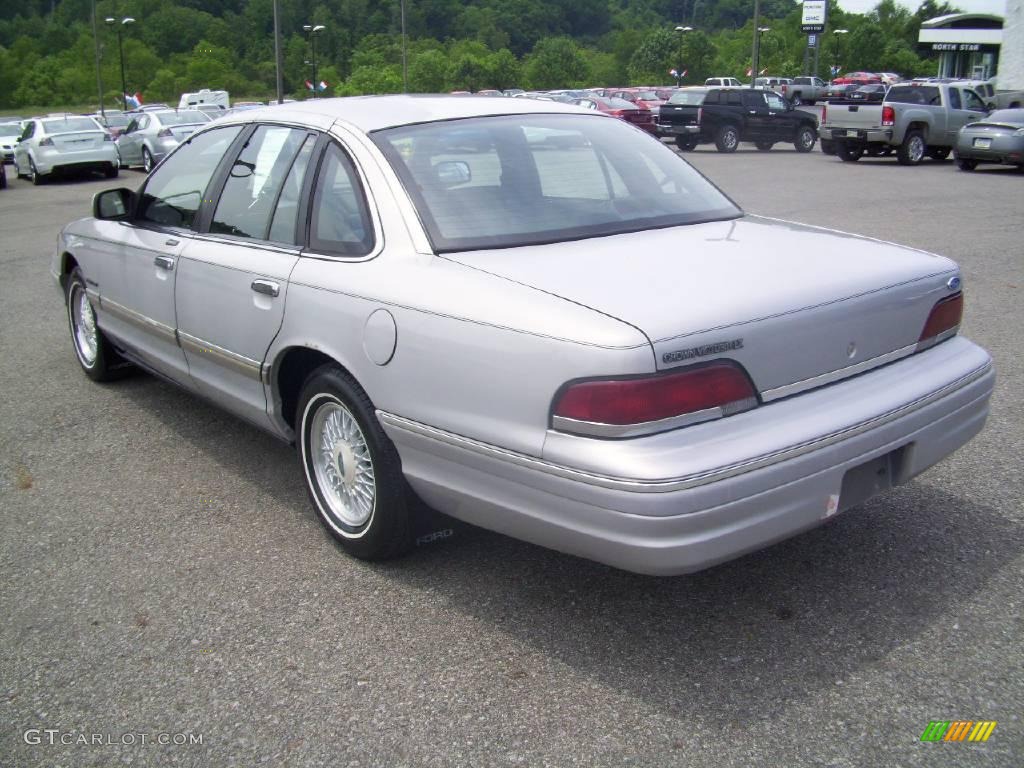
[820,82,989,164]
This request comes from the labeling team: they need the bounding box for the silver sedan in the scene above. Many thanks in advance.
[954,108,1024,171]
[52,97,993,575]
[115,109,211,172]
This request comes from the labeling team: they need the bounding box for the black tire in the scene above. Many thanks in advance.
[957,158,978,171]
[820,139,836,156]
[142,147,154,173]
[837,142,864,162]
[714,124,740,153]
[29,157,45,185]
[105,163,118,179]
[65,267,128,382]
[673,135,697,151]
[897,129,926,165]
[0,165,6,189]
[297,364,413,561]
[928,147,951,161]
[866,145,885,157]
[13,157,25,179]
[754,141,773,151]
[794,125,816,153]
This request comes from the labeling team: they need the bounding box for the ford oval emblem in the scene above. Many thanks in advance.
[947,276,961,292]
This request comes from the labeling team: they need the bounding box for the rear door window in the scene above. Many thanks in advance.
[886,86,940,105]
[962,89,987,111]
[948,88,962,110]
[309,142,375,256]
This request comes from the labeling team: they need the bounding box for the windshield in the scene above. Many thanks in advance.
[373,114,740,253]
[634,91,659,100]
[669,90,707,105]
[0,123,21,137]
[41,117,100,133]
[156,111,210,125]
[102,114,131,127]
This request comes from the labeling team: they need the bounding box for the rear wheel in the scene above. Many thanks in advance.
[715,124,740,153]
[957,157,978,171]
[928,147,951,161]
[754,141,774,151]
[29,157,45,185]
[297,365,413,561]
[794,125,816,152]
[820,139,836,156]
[104,162,118,179]
[837,142,864,162]
[142,147,154,173]
[897,130,926,165]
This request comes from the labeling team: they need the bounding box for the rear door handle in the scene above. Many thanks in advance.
[165,238,179,246]
[251,279,280,297]
[154,255,175,271]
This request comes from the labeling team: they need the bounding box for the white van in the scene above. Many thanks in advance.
[178,89,230,110]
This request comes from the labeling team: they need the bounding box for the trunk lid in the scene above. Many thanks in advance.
[443,216,960,398]
[168,124,202,141]
[51,130,106,150]
[823,103,883,130]
[658,103,701,128]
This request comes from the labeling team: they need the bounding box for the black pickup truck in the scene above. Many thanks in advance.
[658,87,818,153]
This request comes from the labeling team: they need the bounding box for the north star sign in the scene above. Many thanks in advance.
[801,0,827,33]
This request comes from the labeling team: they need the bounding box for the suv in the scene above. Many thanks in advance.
[789,77,827,105]
[698,87,817,152]
[754,77,793,99]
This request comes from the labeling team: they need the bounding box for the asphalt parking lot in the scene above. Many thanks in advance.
[1,146,1022,767]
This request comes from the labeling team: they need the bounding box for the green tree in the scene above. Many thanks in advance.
[524,37,590,90]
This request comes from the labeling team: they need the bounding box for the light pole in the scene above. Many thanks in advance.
[832,29,848,78]
[674,25,693,86]
[401,0,408,93]
[105,16,135,111]
[750,0,760,88]
[303,24,326,98]
[752,27,770,87]
[273,0,283,104]
[91,0,104,118]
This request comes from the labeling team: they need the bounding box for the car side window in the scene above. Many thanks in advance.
[210,125,310,240]
[21,122,35,140]
[125,119,137,133]
[740,91,760,108]
[948,88,962,110]
[765,93,786,110]
[963,89,986,111]
[137,126,242,229]
[267,134,316,244]
[309,142,375,256]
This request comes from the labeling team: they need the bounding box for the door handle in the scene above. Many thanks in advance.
[251,279,280,297]
[165,238,179,246]
[748,110,757,114]
[154,255,175,271]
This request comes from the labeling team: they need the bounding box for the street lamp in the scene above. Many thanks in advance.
[105,16,135,111]
[303,24,326,98]
[674,26,693,85]
[401,0,408,93]
[833,29,849,77]
[752,27,770,87]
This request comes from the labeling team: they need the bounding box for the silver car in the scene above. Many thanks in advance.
[52,97,994,575]
[13,115,119,184]
[0,121,22,163]
[116,109,211,172]
[954,108,1024,171]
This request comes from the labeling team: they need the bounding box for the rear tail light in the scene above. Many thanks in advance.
[552,361,759,438]
[917,292,963,350]
[881,105,895,126]
[39,137,54,147]
[821,103,827,125]
[697,107,703,123]
[157,128,173,138]
[103,132,113,141]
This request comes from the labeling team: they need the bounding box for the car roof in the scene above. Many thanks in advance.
[209,94,586,134]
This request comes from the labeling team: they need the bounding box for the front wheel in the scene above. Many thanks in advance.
[104,162,118,179]
[674,135,697,151]
[957,158,978,171]
[820,139,836,156]
[65,267,128,382]
[297,365,413,561]
[897,130,926,165]
[714,125,739,153]
[794,125,816,153]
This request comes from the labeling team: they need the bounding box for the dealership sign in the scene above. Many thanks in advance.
[802,0,827,33]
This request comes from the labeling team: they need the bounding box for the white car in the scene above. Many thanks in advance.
[13,115,119,185]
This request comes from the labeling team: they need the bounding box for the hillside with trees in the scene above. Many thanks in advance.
[0,0,959,109]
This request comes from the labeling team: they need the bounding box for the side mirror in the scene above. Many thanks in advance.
[93,188,133,220]
[434,160,471,187]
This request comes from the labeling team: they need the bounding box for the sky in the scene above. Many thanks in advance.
[835,0,1006,15]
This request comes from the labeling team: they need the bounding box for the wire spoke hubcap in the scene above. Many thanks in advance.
[310,401,375,528]
[71,285,98,366]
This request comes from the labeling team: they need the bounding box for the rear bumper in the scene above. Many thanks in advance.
[382,338,994,575]
[657,123,700,136]
[955,135,1024,164]
[35,146,118,174]
[821,127,892,144]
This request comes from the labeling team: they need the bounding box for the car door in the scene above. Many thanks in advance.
[174,124,318,428]
[117,117,142,165]
[14,121,34,171]
[98,125,244,382]
[763,91,795,141]
[741,90,769,138]
[956,88,989,139]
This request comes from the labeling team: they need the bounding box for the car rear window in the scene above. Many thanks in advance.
[41,117,100,133]
[0,123,21,137]
[886,85,940,105]
[668,90,707,105]
[157,111,211,125]
[373,114,739,253]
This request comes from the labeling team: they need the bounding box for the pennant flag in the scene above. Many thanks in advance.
[124,92,142,109]
[759,68,768,75]
[746,67,753,77]
[318,80,328,91]
[305,80,314,91]
[680,69,688,77]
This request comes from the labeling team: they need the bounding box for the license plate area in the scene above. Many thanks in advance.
[846,129,859,137]
[973,137,991,149]
[834,447,907,515]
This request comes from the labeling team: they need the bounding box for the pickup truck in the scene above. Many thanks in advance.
[819,82,989,164]
[789,77,828,105]
[659,87,818,153]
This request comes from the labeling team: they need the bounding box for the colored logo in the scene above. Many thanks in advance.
[921,721,997,742]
